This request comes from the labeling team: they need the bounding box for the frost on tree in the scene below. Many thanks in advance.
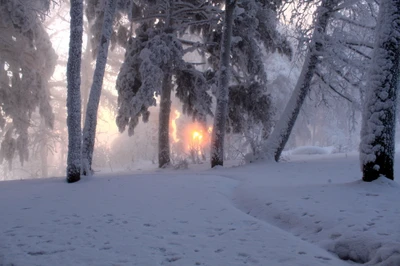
[66,0,84,183]
[85,0,133,57]
[0,0,56,168]
[360,0,400,182]
[204,0,291,162]
[210,0,236,167]
[116,0,214,168]
[116,29,209,167]
[263,0,338,162]
[116,30,183,168]
[82,0,117,175]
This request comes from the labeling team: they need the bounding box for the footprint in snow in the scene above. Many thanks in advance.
[330,233,342,240]
[315,255,331,261]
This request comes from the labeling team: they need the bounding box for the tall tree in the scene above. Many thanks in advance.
[210,0,236,167]
[0,0,56,168]
[66,0,84,183]
[81,0,117,175]
[360,0,400,181]
[204,0,291,162]
[116,0,214,168]
[263,0,339,162]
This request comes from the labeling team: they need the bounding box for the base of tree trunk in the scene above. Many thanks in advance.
[159,160,170,168]
[362,162,394,182]
[82,168,93,176]
[211,156,223,168]
[66,172,80,183]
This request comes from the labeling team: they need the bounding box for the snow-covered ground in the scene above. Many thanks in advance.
[1,152,399,265]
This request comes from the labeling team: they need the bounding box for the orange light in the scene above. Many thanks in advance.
[192,131,203,141]
[208,126,213,133]
[183,122,212,154]
[171,110,181,143]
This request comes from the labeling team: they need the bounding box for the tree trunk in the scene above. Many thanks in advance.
[40,119,48,178]
[82,0,117,175]
[210,0,236,168]
[81,25,93,123]
[263,0,336,162]
[158,71,172,168]
[66,0,83,183]
[360,0,400,181]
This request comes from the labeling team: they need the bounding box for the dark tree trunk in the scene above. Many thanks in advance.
[158,72,172,168]
[66,0,83,183]
[210,0,236,168]
[360,0,400,181]
[264,0,336,162]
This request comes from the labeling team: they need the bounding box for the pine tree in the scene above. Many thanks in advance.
[0,0,56,168]
[66,0,84,183]
[204,0,290,162]
[116,0,214,168]
[210,0,236,167]
[360,0,400,181]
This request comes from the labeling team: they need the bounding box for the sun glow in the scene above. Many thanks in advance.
[192,131,203,142]
[169,111,213,160]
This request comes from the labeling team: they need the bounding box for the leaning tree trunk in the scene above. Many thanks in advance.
[263,0,336,162]
[82,0,117,175]
[66,0,83,183]
[360,0,400,182]
[158,71,173,168]
[81,27,93,123]
[210,0,236,168]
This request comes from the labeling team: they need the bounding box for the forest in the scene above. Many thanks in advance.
[1,0,398,183]
[1,0,400,265]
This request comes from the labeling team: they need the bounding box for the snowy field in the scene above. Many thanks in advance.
[1,152,399,266]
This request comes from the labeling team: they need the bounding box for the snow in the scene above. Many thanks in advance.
[1,153,400,265]
[287,146,334,155]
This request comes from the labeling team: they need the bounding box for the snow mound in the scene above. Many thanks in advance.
[328,237,400,265]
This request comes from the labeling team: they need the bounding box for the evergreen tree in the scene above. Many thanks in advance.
[210,0,236,167]
[206,0,291,163]
[0,0,56,168]
[116,0,214,168]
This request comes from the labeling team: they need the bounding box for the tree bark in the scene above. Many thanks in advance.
[81,24,93,123]
[158,71,172,168]
[66,0,83,183]
[360,0,400,181]
[263,0,336,162]
[210,0,236,168]
[40,119,48,178]
[82,0,117,175]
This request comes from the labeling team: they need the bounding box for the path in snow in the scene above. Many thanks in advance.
[0,170,346,265]
[228,153,400,265]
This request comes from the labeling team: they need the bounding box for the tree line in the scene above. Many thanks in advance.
[0,0,399,183]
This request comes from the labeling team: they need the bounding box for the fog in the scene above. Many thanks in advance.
[0,2,369,181]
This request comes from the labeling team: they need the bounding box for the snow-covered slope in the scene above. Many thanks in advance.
[0,153,399,265]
